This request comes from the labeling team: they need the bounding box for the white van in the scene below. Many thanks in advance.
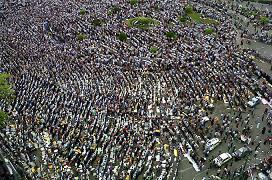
[213,153,232,167]
[204,138,221,154]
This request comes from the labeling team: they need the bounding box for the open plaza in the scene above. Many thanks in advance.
[0,0,271,179]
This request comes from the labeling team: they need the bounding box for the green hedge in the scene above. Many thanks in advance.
[179,16,188,23]
[260,16,269,25]
[92,19,103,26]
[150,46,158,54]
[79,8,87,15]
[184,5,194,15]
[0,111,8,128]
[117,32,128,42]
[0,73,14,101]
[204,28,214,34]
[0,73,14,128]
[165,31,179,40]
[77,33,87,41]
[130,0,138,6]
[110,5,121,14]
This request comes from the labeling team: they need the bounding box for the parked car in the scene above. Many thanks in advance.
[247,96,261,107]
[232,146,252,160]
[213,153,232,167]
[204,138,221,154]
[258,172,269,180]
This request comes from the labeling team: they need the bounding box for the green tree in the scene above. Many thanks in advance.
[0,110,8,128]
[179,16,188,23]
[149,46,158,54]
[260,16,269,25]
[165,31,179,40]
[79,8,87,15]
[0,73,14,101]
[130,0,138,6]
[92,19,103,26]
[204,28,214,34]
[77,33,87,41]
[110,5,121,15]
[117,32,128,42]
[184,5,194,15]
[0,73,14,127]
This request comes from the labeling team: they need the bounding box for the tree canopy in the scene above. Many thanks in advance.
[117,32,128,42]
[0,73,14,127]
[0,73,14,101]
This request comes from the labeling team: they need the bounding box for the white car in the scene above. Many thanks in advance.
[204,138,221,153]
[213,153,232,167]
[247,96,261,107]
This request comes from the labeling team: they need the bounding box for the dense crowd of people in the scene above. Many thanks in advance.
[0,0,271,179]
[199,0,272,45]
[232,0,272,44]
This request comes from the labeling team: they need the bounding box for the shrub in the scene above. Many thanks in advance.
[150,46,158,54]
[179,16,188,23]
[165,31,178,40]
[92,19,103,26]
[204,28,214,34]
[260,16,269,25]
[202,18,219,25]
[79,8,87,15]
[0,73,14,101]
[0,111,8,128]
[184,5,194,15]
[110,5,121,15]
[77,33,87,41]
[117,32,128,42]
[0,73,14,128]
[154,5,160,11]
[130,0,138,6]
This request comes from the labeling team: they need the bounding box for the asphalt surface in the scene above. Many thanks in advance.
[179,102,271,180]
[177,1,272,180]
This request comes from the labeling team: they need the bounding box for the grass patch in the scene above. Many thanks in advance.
[179,16,188,23]
[184,5,194,14]
[0,73,14,102]
[117,32,128,42]
[0,73,14,128]
[77,33,87,41]
[92,19,103,26]
[260,16,269,25]
[165,31,179,40]
[204,28,214,35]
[79,8,87,15]
[183,5,219,25]
[0,111,8,128]
[187,12,219,24]
[130,0,138,6]
[202,18,219,24]
[126,17,160,30]
[188,12,202,23]
[108,5,121,15]
[149,46,158,54]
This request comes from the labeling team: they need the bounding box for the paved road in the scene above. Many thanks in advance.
[179,102,271,180]
[178,1,272,180]
[240,0,272,12]
[243,40,272,60]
